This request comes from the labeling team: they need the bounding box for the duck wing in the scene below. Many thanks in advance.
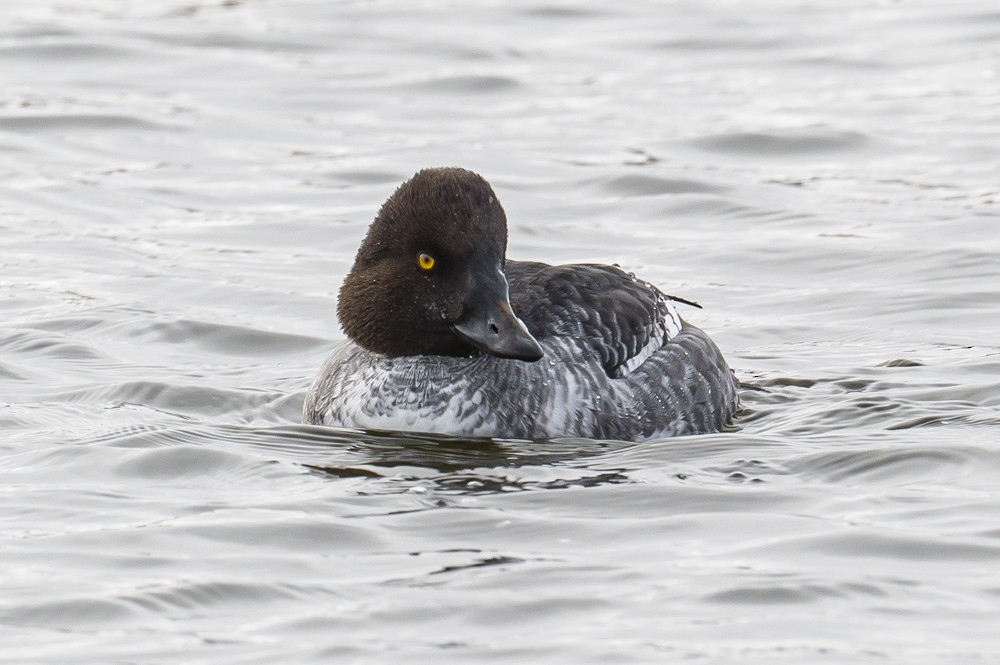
[505,260,683,378]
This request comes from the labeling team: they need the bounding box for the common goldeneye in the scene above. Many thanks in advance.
[303,167,739,441]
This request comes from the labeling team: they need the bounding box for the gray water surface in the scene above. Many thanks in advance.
[2,1,999,663]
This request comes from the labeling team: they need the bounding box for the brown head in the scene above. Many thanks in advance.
[337,167,542,361]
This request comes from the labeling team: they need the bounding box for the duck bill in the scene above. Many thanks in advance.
[453,274,543,362]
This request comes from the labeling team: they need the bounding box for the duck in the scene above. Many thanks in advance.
[303,167,739,441]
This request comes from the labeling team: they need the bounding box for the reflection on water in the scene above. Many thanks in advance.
[3,0,1000,662]
[302,429,637,494]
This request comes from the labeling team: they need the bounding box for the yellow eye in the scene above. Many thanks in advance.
[417,253,436,271]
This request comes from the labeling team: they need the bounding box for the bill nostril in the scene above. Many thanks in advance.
[488,322,500,335]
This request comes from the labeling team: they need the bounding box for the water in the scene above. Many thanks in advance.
[2,0,999,662]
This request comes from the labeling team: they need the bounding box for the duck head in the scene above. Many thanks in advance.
[337,167,543,361]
